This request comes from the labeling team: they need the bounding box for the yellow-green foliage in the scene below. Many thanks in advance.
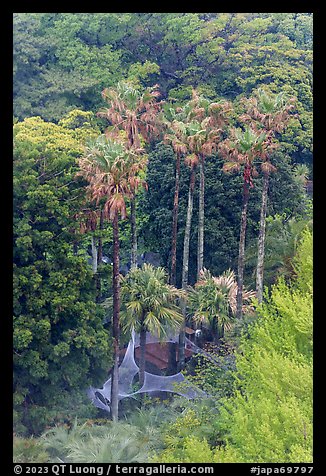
[154,436,214,463]
[154,230,312,463]
[152,409,212,463]
[13,110,99,156]
[13,436,50,463]
[214,229,313,463]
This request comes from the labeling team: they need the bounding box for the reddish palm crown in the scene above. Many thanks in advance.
[238,88,297,174]
[98,81,163,148]
[240,88,296,134]
[77,135,147,220]
[219,126,275,185]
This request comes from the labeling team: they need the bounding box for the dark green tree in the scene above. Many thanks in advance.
[13,116,111,435]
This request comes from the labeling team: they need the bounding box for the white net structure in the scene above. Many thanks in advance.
[87,330,210,412]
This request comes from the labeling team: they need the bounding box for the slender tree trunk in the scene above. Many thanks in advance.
[91,235,98,274]
[96,209,104,301]
[197,155,205,279]
[139,321,146,388]
[97,209,104,264]
[111,214,120,421]
[212,321,219,344]
[170,152,181,286]
[236,183,250,320]
[130,197,137,269]
[256,172,269,304]
[179,167,196,370]
[167,342,177,374]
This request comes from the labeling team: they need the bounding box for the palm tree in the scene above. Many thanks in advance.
[179,149,199,370]
[77,135,145,421]
[189,268,255,342]
[186,90,231,278]
[240,88,296,303]
[42,420,155,463]
[245,214,312,287]
[98,81,162,268]
[120,263,184,387]
[219,126,268,319]
[163,106,189,285]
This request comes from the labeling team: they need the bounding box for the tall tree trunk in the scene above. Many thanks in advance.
[96,209,104,302]
[197,155,205,279]
[256,172,269,304]
[97,209,104,264]
[111,214,120,421]
[91,235,98,275]
[236,183,250,320]
[170,151,181,286]
[179,167,196,370]
[130,197,137,269]
[139,321,146,388]
[167,342,177,374]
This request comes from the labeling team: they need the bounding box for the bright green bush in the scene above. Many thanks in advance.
[154,230,312,463]
[214,229,313,463]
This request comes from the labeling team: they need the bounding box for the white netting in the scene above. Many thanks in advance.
[87,329,207,412]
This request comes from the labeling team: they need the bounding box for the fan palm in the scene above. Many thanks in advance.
[163,105,189,286]
[42,421,154,463]
[189,268,255,342]
[98,81,162,268]
[186,90,232,278]
[219,126,269,319]
[120,263,184,386]
[239,88,296,303]
[77,135,145,421]
[245,214,312,287]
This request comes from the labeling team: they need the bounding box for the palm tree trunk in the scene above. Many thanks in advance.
[168,342,177,373]
[197,155,205,279]
[96,209,104,301]
[170,152,181,286]
[236,183,250,320]
[179,167,196,370]
[111,213,120,421]
[97,209,104,264]
[256,172,269,304]
[139,322,146,388]
[212,320,219,344]
[91,235,98,275]
[130,197,137,269]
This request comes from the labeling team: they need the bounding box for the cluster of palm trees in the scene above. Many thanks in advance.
[76,81,296,420]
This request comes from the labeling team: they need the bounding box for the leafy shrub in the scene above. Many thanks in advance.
[13,436,50,463]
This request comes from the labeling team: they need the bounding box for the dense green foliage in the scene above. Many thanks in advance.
[14,13,312,167]
[13,12,313,463]
[13,113,111,435]
[154,230,312,462]
[141,143,308,286]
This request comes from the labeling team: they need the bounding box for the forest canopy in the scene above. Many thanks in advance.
[13,12,313,464]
